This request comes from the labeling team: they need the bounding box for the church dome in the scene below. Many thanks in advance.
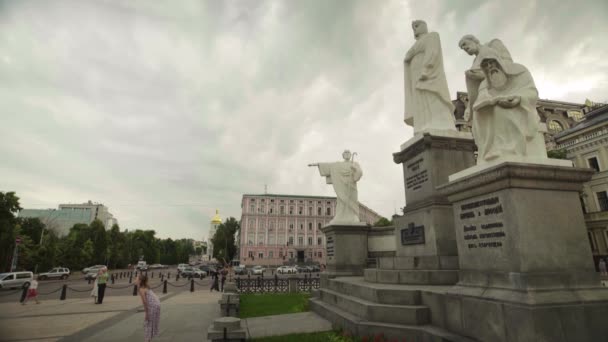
[211,209,222,224]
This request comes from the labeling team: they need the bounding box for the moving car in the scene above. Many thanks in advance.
[276,266,296,274]
[233,266,247,275]
[178,264,189,273]
[180,267,206,278]
[136,261,148,271]
[82,265,105,274]
[0,272,33,289]
[149,264,166,269]
[199,265,216,275]
[38,267,70,280]
[251,266,265,275]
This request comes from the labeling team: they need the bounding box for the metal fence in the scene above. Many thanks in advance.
[235,274,320,293]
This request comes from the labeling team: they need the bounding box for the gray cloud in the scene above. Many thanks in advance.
[1,0,606,239]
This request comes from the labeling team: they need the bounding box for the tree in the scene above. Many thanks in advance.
[211,217,240,264]
[0,192,22,271]
[547,149,568,160]
[374,217,393,227]
[90,220,109,265]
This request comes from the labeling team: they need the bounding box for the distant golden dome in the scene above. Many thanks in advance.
[211,209,222,224]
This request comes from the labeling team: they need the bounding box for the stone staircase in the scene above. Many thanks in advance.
[310,276,477,342]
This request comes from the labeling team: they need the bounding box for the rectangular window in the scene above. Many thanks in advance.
[269,207,273,214]
[597,191,608,211]
[588,157,600,172]
[278,236,285,245]
[308,237,313,245]
[289,207,294,215]
[318,222,322,229]
[326,207,331,216]
[298,236,303,245]
[298,207,303,215]
[248,251,254,258]
[308,222,312,230]
[269,235,275,245]
[308,207,313,215]
[280,206,285,215]
[258,235,265,245]
[318,237,322,245]
[288,237,294,245]
[259,252,264,259]
[269,251,273,258]
[318,251,322,258]
[299,224,303,230]
[318,207,322,215]
[250,205,255,213]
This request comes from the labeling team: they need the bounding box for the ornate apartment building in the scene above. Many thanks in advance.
[239,194,382,266]
[551,103,608,266]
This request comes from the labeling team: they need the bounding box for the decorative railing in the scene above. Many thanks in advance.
[235,274,320,293]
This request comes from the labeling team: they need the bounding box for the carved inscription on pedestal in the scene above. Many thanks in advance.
[406,157,428,191]
[458,196,506,249]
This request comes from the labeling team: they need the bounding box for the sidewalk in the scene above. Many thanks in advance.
[0,294,154,342]
[67,290,222,342]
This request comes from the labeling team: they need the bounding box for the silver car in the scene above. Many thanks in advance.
[251,266,265,275]
[38,267,70,280]
[0,272,34,289]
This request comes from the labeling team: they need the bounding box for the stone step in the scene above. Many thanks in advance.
[319,288,429,325]
[310,298,478,342]
[378,256,459,270]
[365,268,458,285]
[326,277,421,305]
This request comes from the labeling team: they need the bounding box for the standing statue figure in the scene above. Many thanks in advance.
[404,20,456,134]
[468,47,546,163]
[309,150,362,224]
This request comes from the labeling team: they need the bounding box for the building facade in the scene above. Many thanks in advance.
[18,200,117,237]
[552,103,608,266]
[239,194,382,266]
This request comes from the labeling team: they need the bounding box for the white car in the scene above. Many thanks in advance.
[276,266,296,274]
[82,265,105,274]
[0,272,33,289]
[38,267,70,280]
[251,266,265,275]
[177,264,189,273]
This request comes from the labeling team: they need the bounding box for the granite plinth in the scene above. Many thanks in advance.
[321,223,370,276]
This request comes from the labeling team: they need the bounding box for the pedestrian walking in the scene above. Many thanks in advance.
[91,272,100,303]
[22,279,40,305]
[210,270,220,292]
[220,268,227,292]
[96,267,109,304]
[600,258,607,276]
[137,274,160,342]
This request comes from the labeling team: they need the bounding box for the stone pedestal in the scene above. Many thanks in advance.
[321,222,370,276]
[438,162,608,342]
[368,132,475,285]
[207,316,247,341]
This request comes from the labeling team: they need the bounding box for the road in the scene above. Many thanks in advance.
[0,267,320,303]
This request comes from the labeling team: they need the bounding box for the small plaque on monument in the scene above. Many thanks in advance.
[326,236,334,257]
[400,222,425,245]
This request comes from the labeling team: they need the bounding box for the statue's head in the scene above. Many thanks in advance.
[481,58,508,90]
[411,20,428,39]
[342,150,352,161]
[459,35,480,56]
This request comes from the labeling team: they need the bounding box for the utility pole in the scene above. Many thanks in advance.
[11,237,21,272]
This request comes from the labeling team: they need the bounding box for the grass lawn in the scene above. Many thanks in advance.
[239,293,310,318]
[251,331,334,342]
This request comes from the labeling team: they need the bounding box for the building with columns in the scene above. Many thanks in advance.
[239,194,382,266]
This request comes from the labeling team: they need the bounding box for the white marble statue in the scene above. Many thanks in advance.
[309,150,362,224]
[404,20,456,134]
[467,46,547,163]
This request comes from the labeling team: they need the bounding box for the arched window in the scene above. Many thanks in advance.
[548,120,564,133]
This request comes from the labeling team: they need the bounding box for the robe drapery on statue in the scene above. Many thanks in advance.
[404,31,456,133]
[472,49,546,163]
[317,161,362,224]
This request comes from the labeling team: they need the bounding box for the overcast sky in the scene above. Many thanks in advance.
[1,0,606,240]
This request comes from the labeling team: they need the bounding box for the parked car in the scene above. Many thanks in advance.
[38,267,70,280]
[148,264,166,269]
[276,266,296,274]
[310,265,321,273]
[295,265,311,273]
[180,267,206,278]
[0,271,33,289]
[233,266,247,275]
[82,265,105,274]
[251,266,265,275]
[178,264,189,273]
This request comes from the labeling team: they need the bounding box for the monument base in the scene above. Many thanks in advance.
[321,222,370,276]
[438,161,608,342]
